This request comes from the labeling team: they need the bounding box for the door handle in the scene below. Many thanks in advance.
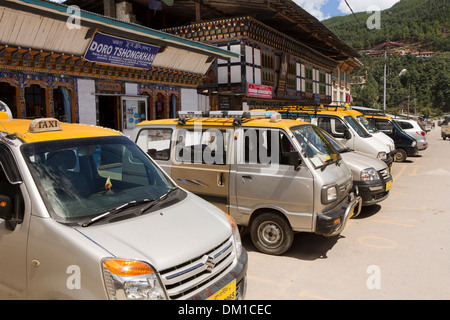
[217,172,225,187]
[241,175,252,183]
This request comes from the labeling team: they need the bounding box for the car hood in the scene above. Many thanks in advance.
[75,193,231,271]
[341,151,387,179]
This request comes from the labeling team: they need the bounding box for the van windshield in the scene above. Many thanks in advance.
[291,125,340,169]
[21,136,177,224]
[344,116,371,137]
[356,115,379,134]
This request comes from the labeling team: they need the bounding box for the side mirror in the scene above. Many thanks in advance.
[0,195,12,221]
[288,151,302,171]
[343,129,352,140]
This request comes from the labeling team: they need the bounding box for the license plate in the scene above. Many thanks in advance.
[386,180,393,191]
[348,205,355,218]
[207,279,236,300]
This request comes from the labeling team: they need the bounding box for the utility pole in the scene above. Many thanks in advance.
[383,50,387,113]
[407,82,411,119]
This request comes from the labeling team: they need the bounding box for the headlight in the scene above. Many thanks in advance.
[412,140,417,147]
[102,259,166,300]
[321,185,338,204]
[360,168,380,181]
[377,152,387,160]
[227,214,243,257]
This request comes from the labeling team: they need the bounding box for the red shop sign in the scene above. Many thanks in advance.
[247,84,273,99]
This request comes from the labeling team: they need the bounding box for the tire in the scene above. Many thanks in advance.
[250,212,294,255]
[394,149,407,162]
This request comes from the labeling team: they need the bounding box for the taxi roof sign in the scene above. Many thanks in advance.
[29,118,62,133]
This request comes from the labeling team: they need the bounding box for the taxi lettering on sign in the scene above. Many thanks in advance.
[29,118,62,133]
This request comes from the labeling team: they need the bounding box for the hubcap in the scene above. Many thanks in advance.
[258,222,283,248]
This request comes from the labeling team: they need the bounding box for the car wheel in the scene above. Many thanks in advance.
[394,149,407,162]
[250,212,294,255]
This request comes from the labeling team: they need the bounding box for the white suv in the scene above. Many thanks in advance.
[394,119,427,151]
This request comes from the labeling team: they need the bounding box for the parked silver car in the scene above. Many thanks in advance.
[320,130,393,207]
[0,116,247,300]
[394,119,428,151]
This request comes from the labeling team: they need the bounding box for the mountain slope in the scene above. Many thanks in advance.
[322,0,450,51]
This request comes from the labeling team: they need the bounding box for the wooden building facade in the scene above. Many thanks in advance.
[164,16,338,110]
[0,0,236,134]
[52,0,363,111]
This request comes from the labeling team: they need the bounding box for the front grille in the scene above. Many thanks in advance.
[339,179,352,196]
[379,168,391,181]
[159,237,235,300]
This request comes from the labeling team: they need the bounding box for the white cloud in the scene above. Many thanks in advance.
[338,0,400,14]
[293,0,331,21]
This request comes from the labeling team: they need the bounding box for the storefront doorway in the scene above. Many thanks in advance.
[98,95,120,131]
[25,84,47,119]
[0,82,17,118]
[53,86,73,123]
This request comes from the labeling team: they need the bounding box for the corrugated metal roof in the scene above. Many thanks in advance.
[0,6,91,56]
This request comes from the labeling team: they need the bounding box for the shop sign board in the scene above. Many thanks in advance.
[247,83,273,99]
[85,32,160,69]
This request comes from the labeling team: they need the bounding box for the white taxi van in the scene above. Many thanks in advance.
[132,111,361,255]
[0,111,247,300]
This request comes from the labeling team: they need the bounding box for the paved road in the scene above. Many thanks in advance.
[243,124,450,300]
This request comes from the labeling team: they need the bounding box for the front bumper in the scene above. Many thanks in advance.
[383,153,394,168]
[354,178,392,206]
[399,144,419,157]
[188,248,248,300]
[316,193,362,237]
[407,145,419,156]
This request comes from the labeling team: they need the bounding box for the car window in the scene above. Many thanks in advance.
[397,121,414,130]
[242,128,294,165]
[136,128,173,160]
[375,120,393,133]
[317,117,347,138]
[175,128,230,165]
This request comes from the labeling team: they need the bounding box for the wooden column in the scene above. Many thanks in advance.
[103,0,116,18]
[195,2,201,22]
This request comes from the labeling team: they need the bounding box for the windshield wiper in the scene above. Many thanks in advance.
[80,199,150,227]
[80,187,180,227]
[320,157,340,171]
[340,147,354,153]
[137,187,179,215]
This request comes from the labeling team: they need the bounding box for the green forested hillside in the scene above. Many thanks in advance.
[351,52,450,115]
[323,0,450,51]
[322,0,450,115]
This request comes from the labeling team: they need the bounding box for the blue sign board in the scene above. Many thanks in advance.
[84,32,160,69]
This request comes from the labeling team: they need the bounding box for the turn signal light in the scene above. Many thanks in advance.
[103,259,154,277]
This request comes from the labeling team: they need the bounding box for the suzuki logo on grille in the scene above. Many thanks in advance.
[205,256,215,272]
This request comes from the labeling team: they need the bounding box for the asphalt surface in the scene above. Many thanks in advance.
[243,123,450,300]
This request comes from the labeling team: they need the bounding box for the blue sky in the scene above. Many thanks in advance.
[49,0,400,21]
[293,0,401,21]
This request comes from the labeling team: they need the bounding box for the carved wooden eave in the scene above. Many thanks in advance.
[119,0,361,62]
[164,16,339,70]
[0,0,238,83]
[0,45,207,87]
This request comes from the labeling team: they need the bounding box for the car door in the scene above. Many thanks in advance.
[0,145,27,299]
[316,116,354,149]
[233,127,314,231]
[170,126,232,213]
